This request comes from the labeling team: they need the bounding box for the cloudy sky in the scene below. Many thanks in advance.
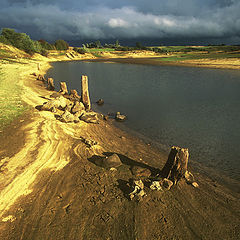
[1,0,240,45]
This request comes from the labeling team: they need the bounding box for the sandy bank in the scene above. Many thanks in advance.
[0,54,239,239]
[86,56,240,70]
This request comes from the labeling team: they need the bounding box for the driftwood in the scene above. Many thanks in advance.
[161,146,189,184]
[59,82,68,95]
[47,78,55,91]
[81,75,91,110]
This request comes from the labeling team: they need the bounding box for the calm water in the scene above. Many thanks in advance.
[47,61,240,184]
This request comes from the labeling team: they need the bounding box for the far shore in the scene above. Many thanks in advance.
[84,56,240,70]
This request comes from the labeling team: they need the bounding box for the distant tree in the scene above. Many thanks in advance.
[38,39,55,50]
[136,42,142,49]
[0,35,10,45]
[54,39,69,50]
[95,40,102,48]
[115,39,120,48]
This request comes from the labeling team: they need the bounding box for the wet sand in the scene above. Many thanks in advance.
[0,55,239,239]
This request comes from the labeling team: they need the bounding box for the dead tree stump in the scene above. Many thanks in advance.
[161,146,189,184]
[59,82,68,95]
[69,89,81,100]
[81,75,91,110]
[47,78,55,91]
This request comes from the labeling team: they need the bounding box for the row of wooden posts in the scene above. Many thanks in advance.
[44,75,91,111]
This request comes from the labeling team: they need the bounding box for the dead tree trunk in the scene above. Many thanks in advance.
[161,146,189,184]
[47,78,55,91]
[59,82,68,95]
[69,89,81,101]
[81,75,91,110]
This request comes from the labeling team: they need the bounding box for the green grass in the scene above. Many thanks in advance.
[87,48,115,53]
[0,66,27,129]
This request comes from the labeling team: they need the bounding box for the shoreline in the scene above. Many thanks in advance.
[0,54,239,239]
[84,56,240,70]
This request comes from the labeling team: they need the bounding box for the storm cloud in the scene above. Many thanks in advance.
[1,0,240,44]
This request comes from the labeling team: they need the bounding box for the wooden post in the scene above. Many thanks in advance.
[47,78,55,91]
[161,146,189,184]
[59,82,68,95]
[37,63,41,71]
[70,89,81,100]
[81,75,91,110]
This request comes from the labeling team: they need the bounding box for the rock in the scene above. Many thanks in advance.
[184,171,195,184]
[150,181,162,191]
[80,112,99,124]
[96,98,104,105]
[115,112,126,122]
[71,101,85,114]
[41,95,70,111]
[162,178,173,190]
[129,180,146,201]
[80,137,98,148]
[103,115,108,121]
[60,110,75,123]
[101,154,122,168]
[65,102,74,112]
[131,166,152,178]
[191,182,199,188]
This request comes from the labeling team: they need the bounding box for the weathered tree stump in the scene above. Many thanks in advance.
[69,89,81,100]
[161,146,189,184]
[81,75,91,110]
[47,78,55,91]
[59,82,68,95]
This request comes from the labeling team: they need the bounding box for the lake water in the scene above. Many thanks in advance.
[46,61,240,187]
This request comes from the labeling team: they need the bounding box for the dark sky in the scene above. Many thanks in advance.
[1,0,240,45]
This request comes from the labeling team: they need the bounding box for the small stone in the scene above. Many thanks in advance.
[150,181,162,191]
[192,182,199,188]
[96,98,104,105]
[80,112,99,124]
[162,178,173,190]
[115,112,126,122]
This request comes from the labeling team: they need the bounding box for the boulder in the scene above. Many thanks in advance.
[161,178,173,190]
[60,110,75,123]
[101,154,122,168]
[80,112,99,124]
[72,101,85,114]
[115,112,126,122]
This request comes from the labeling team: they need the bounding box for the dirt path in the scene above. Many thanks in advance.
[0,57,239,240]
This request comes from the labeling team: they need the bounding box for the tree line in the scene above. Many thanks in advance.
[0,28,69,55]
